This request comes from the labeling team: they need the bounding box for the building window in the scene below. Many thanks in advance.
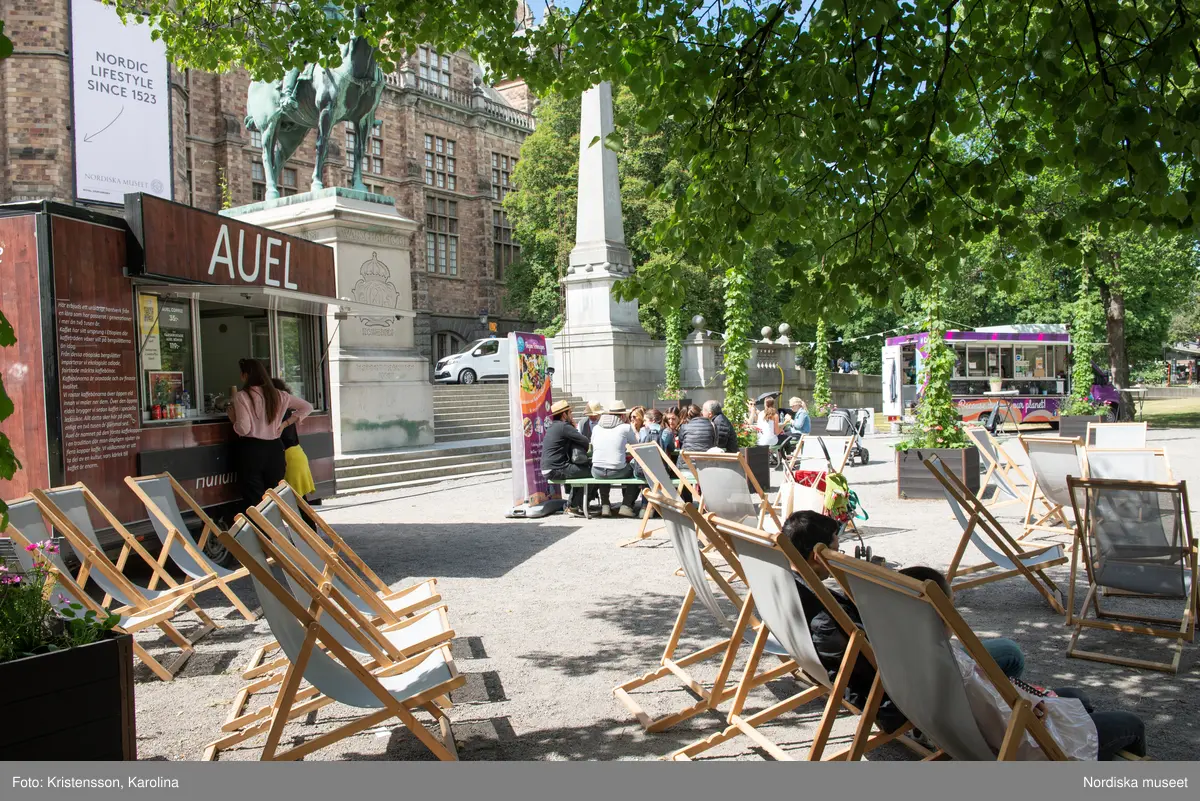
[251,160,266,201]
[424,135,456,191]
[425,195,458,276]
[186,147,194,206]
[346,121,383,174]
[418,47,452,98]
[282,167,298,197]
[250,128,262,148]
[493,209,519,279]
[492,153,516,200]
[434,331,467,365]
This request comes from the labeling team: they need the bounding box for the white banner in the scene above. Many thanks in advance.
[71,0,172,204]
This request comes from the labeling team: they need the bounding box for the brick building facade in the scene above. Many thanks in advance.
[0,0,537,369]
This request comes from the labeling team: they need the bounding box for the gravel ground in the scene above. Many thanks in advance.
[128,428,1200,761]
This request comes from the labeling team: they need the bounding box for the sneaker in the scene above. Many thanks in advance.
[565,507,585,519]
[617,505,637,519]
[601,505,612,518]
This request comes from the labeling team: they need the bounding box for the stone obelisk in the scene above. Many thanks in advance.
[556,82,655,402]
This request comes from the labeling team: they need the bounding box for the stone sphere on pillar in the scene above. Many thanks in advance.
[778,323,791,337]
[761,326,774,342]
[691,315,706,331]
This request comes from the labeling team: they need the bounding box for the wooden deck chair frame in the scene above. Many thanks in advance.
[203,512,463,762]
[614,489,798,734]
[3,497,200,681]
[681,450,783,532]
[1086,421,1148,449]
[125,473,258,621]
[819,548,1070,762]
[221,502,454,736]
[1017,435,1083,540]
[29,485,218,644]
[240,484,443,681]
[622,442,697,548]
[924,456,1067,614]
[965,427,1038,511]
[1064,476,1197,674]
[665,514,929,762]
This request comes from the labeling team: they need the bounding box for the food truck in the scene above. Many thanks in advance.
[881,324,1121,425]
[0,194,401,560]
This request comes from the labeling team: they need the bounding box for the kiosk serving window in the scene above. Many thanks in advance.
[137,292,324,423]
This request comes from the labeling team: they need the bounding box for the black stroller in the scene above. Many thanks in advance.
[825,408,870,466]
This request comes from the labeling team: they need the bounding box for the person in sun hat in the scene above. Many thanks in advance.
[579,400,605,440]
[541,399,592,517]
[589,401,639,518]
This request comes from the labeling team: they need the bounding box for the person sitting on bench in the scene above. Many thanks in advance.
[541,400,592,518]
[784,511,1026,732]
[899,566,1147,761]
[590,401,640,518]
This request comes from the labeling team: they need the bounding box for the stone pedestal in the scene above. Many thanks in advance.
[224,188,433,454]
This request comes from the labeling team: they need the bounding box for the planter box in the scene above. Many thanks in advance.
[655,397,691,412]
[0,633,136,760]
[896,446,980,500]
[741,445,772,492]
[1057,415,1102,440]
[808,417,829,436]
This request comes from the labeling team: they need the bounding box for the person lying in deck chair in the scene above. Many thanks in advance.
[900,565,1147,761]
[785,511,1026,732]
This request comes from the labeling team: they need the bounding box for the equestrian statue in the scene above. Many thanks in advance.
[244,3,384,200]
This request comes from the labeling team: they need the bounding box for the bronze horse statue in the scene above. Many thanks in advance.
[244,7,383,200]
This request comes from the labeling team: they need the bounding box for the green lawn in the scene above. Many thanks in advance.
[1141,396,1200,428]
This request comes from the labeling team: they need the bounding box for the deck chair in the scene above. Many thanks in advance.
[819,548,1070,761]
[924,456,1066,614]
[1087,421,1148,449]
[682,450,782,532]
[622,442,697,547]
[202,512,463,761]
[125,474,258,621]
[666,514,927,761]
[1065,476,1197,673]
[3,497,200,680]
[240,484,443,680]
[221,497,455,736]
[30,485,218,645]
[1018,436,1084,540]
[614,489,798,734]
[966,427,1038,511]
[786,434,852,475]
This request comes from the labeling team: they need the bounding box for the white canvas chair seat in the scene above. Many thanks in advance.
[126,474,258,621]
[665,515,928,762]
[1065,476,1197,673]
[613,490,796,735]
[3,497,201,681]
[966,427,1037,511]
[1084,448,1172,483]
[622,442,696,547]
[820,549,1070,762]
[203,513,462,761]
[683,451,782,533]
[1087,422,1148,449]
[1019,436,1084,540]
[925,456,1066,614]
[787,435,852,475]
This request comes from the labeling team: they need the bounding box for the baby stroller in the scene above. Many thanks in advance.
[825,408,870,466]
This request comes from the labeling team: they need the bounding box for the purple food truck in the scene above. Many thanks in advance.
[881,324,1120,426]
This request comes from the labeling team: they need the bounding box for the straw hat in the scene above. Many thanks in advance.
[606,401,629,414]
[585,401,606,415]
[550,399,573,416]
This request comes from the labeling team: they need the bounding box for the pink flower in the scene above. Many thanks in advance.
[937,437,944,443]
[1,573,20,585]
[45,542,59,554]
[24,542,38,553]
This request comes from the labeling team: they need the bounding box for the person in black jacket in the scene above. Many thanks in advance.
[703,400,738,453]
[678,404,717,452]
[541,400,592,517]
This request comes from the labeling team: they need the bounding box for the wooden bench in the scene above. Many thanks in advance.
[547,477,653,519]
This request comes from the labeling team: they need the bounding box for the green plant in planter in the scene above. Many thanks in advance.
[895,321,969,452]
[0,541,119,664]
[812,319,832,416]
[722,261,752,426]
[1062,294,1106,417]
[663,307,683,398]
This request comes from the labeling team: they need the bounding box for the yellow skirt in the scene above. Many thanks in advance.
[283,445,316,497]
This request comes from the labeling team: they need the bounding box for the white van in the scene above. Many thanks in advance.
[434,336,557,384]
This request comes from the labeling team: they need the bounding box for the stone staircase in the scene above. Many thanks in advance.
[333,384,587,496]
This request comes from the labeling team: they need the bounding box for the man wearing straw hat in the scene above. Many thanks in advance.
[579,400,605,440]
[541,399,592,517]
[590,401,640,518]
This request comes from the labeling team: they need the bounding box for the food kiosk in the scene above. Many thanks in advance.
[881,324,1121,425]
[0,194,401,556]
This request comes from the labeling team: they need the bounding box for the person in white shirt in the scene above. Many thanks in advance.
[590,402,639,518]
[756,399,781,447]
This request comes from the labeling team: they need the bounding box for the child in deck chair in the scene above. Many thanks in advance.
[785,512,1027,733]
[899,566,1147,761]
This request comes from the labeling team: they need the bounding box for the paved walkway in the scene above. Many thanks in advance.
[131,428,1199,760]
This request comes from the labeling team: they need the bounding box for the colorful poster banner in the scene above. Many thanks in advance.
[508,332,553,509]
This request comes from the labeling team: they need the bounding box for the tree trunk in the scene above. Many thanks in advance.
[1096,272,1130,419]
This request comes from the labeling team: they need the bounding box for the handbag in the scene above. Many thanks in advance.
[570,446,590,466]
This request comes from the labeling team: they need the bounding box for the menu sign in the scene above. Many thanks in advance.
[124,193,336,297]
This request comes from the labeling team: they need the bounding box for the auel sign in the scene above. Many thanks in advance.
[125,193,337,297]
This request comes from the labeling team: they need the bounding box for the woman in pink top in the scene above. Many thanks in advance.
[228,358,313,509]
